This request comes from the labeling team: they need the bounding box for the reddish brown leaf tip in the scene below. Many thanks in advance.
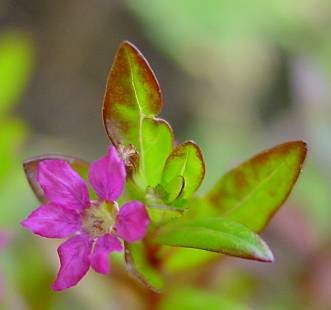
[182,140,206,185]
[118,40,163,111]
[265,139,307,175]
[251,140,307,231]
[102,40,163,145]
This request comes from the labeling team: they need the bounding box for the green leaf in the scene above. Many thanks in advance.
[161,141,205,202]
[0,32,34,115]
[161,247,218,272]
[0,118,26,185]
[155,217,273,262]
[124,242,164,292]
[103,41,173,188]
[23,155,89,203]
[205,141,307,232]
[163,175,185,202]
[103,41,162,147]
[147,176,185,206]
[135,117,173,187]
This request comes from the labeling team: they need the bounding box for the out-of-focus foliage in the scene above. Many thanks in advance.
[0,32,33,115]
[0,119,25,186]
[0,31,32,223]
[126,0,331,77]
[160,286,246,310]
[0,32,32,187]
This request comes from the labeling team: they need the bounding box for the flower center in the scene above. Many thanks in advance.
[81,201,118,238]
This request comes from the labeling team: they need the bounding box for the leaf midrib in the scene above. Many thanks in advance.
[127,51,145,173]
[223,156,289,217]
[158,226,260,253]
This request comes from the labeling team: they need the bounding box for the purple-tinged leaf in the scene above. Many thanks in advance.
[23,155,89,203]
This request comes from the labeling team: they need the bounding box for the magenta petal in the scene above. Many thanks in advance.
[38,160,89,212]
[115,201,150,243]
[52,235,92,291]
[21,204,80,238]
[88,146,126,202]
[90,234,122,274]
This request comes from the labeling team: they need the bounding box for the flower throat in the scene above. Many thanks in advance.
[81,201,118,238]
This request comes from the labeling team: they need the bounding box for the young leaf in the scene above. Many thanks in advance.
[23,155,89,203]
[206,141,307,232]
[161,141,205,202]
[163,175,185,202]
[103,41,173,188]
[154,218,273,262]
[135,117,173,187]
[125,242,164,292]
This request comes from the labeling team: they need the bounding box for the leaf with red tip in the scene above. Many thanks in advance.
[23,155,89,203]
[103,41,162,147]
[206,141,307,232]
[103,41,173,189]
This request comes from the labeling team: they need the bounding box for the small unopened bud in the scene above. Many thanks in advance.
[118,144,139,172]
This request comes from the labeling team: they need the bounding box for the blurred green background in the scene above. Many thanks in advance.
[1,1,331,309]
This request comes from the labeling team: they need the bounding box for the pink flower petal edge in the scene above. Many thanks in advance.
[88,146,126,202]
[38,160,90,211]
[21,204,81,238]
[52,235,93,291]
[115,201,150,243]
[90,234,123,274]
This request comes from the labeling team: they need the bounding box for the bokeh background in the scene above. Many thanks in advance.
[1,1,331,309]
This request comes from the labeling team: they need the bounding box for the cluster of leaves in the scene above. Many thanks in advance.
[24,41,307,292]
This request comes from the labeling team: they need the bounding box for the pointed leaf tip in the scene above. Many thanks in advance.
[205,140,307,232]
[258,239,274,263]
[102,40,163,147]
[102,41,176,190]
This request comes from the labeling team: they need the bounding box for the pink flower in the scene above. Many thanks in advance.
[21,146,150,291]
